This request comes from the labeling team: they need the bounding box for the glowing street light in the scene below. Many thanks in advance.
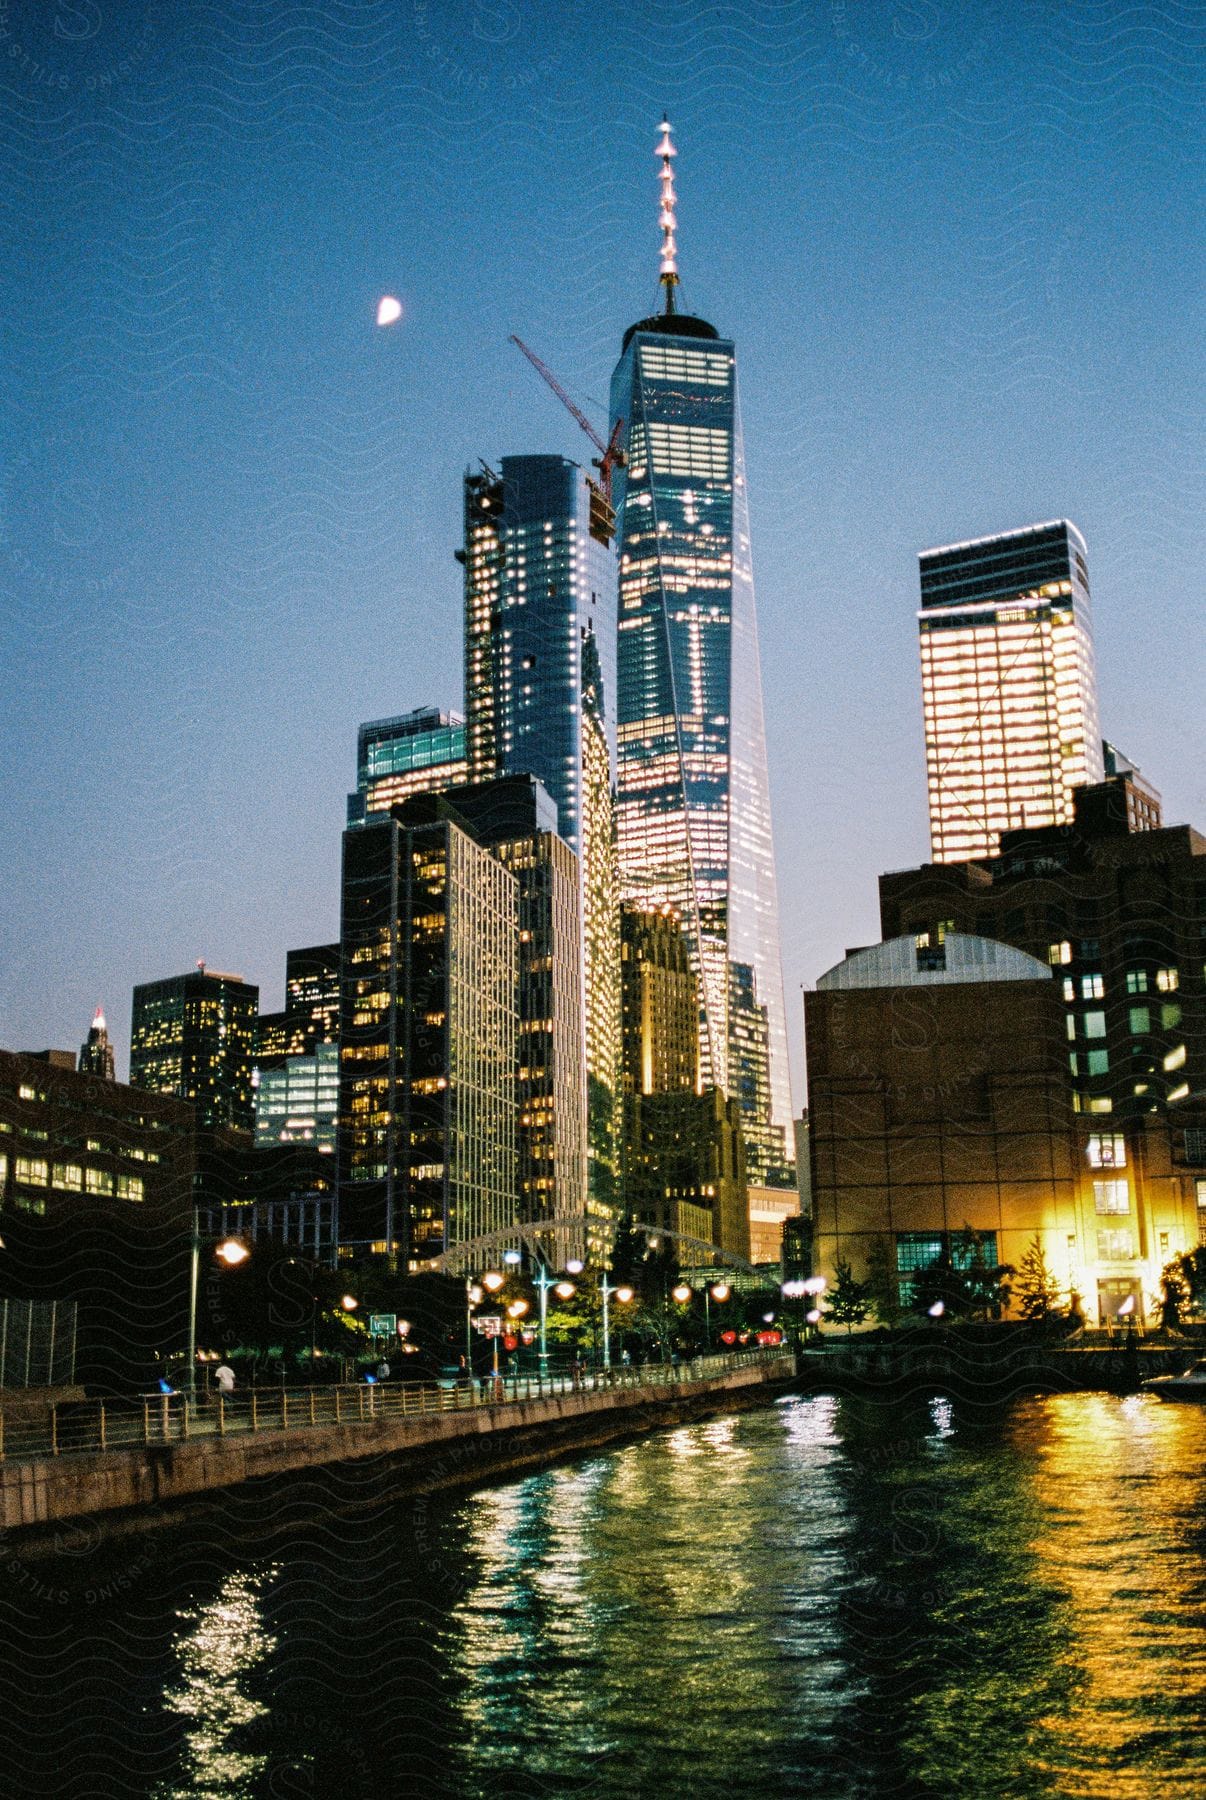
[340,1294,359,1312]
[703,1281,730,1349]
[600,1273,635,1370]
[507,1299,530,1320]
[672,1283,693,1304]
[482,1270,506,1292]
[185,1233,252,1404]
[565,1257,585,1275]
[554,1280,576,1301]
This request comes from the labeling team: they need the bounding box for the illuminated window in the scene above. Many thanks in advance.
[1129,1006,1150,1035]
[14,1157,48,1186]
[1087,1134,1126,1168]
[1126,971,1149,995]
[1048,941,1072,966]
[1080,974,1104,1000]
[1156,968,1179,992]
[1087,1050,1109,1076]
[1093,1179,1129,1215]
[1083,1011,1106,1039]
[1097,1228,1134,1262]
[53,1164,83,1191]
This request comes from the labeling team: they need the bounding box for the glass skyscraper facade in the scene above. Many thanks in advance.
[462,454,617,846]
[608,253,792,1180]
[918,520,1103,864]
[461,453,621,1225]
[349,707,468,824]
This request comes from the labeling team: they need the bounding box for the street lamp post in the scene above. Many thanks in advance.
[533,1263,555,1380]
[480,1269,505,1386]
[465,1278,483,1374]
[186,1206,200,1403]
[599,1276,635,1371]
[187,1224,249,1404]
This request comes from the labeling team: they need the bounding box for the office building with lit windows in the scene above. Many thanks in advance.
[878,786,1206,1321]
[609,120,792,1182]
[624,1085,750,1262]
[618,900,749,1258]
[254,1042,339,1154]
[620,901,699,1098]
[130,967,258,1132]
[398,778,590,1254]
[347,708,468,826]
[459,453,621,1226]
[336,805,518,1262]
[918,520,1104,864]
[256,943,341,1069]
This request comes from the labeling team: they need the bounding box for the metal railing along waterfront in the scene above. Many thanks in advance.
[0,1349,788,1464]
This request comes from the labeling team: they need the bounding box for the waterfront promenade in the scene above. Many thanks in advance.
[0,1349,794,1534]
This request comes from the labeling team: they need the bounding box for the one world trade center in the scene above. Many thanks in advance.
[609,120,793,1182]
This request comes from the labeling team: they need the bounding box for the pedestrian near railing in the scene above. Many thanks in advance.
[0,1349,788,1464]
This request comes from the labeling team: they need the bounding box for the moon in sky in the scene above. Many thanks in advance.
[376,296,403,327]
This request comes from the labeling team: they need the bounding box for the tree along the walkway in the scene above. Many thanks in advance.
[1169,1246,1206,1318]
[825,1257,872,1333]
[1014,1237,1061,1324]
[1159,1259,1188,1331]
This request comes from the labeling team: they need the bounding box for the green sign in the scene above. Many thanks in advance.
[369,1313,396,1336]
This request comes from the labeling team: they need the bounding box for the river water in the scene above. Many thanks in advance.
[2,1390,1204,1799]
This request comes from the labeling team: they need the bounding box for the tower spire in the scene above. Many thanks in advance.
[656,116,678,314]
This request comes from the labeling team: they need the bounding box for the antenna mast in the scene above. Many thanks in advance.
[656,116,678,313]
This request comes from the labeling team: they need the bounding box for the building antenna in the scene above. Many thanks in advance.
[656,116,679,314]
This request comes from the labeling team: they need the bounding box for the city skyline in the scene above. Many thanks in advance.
[2,5,1202,1090]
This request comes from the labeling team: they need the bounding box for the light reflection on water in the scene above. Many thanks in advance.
[3,1391,1205,1798]
[155,1568,277,1798]
[1026,1394,1206,1799]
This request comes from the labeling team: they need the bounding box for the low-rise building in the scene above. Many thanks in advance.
[805,930,1203,1323]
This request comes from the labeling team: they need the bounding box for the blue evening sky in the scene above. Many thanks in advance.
[2,0,1202,1100]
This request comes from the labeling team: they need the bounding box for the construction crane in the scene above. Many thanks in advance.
[509,334,626,545]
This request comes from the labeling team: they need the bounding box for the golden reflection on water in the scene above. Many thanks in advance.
[155,1567,277,1799]
[1026,1393,1206,1800]
[446,1391,1206,1797]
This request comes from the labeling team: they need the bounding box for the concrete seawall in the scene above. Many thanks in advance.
[1,1355,794,1535]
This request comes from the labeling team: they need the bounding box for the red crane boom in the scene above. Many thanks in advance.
[509,335,626,540]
